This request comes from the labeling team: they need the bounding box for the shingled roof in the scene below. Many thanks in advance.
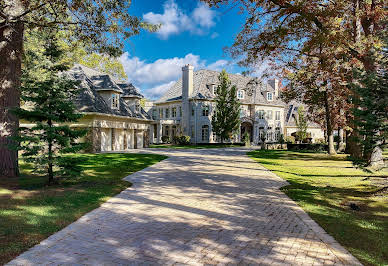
[66,65,150,120]
[156,69,285,106]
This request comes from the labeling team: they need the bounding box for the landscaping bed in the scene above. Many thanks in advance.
[248,150,388,266]
[0,153,167,265]
[149,143,244,149]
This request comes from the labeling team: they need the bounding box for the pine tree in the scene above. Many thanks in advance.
[295,106,308,143]
[212,70,241,143]
[12,31,87,184]
[351,69,388,168]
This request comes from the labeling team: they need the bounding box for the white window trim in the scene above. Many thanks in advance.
[237,90,245,99]
[267,92,273,101]
[111,93,119,109]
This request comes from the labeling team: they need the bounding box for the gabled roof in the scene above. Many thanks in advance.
[155,69,285,106]
[67,65,150,120]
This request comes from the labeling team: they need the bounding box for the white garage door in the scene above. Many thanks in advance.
[126,129,134,149]
[114,129,124,151]
[136,131,143,148]
[101,128,112,152]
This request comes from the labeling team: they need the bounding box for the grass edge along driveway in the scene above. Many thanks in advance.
[248,150,387,266]
[0,153,167,265]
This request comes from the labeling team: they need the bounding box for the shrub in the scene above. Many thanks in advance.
[243,132,251,146]
[172,136,180,144]
[161,135,171,143]
[315,138,326,144]
[285,136,295,144]
[279,134,285,144]
[287,143,328,152]
[178,135,190,145]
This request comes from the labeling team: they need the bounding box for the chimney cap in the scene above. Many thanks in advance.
[182,64,194,70]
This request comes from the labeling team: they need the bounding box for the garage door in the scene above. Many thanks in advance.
[114,129,124,151]
[136,131,143,148]
[101,128,112,152]
[126,129,134,149]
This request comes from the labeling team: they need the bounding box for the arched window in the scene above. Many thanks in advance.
[201,125,209,141]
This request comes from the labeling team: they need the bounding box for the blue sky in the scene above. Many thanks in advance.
[119,0,251,99]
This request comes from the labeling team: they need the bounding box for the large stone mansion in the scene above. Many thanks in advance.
[20,64,323,152]
[146,65,324,145]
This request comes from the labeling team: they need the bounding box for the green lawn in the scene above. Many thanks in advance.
[248,150,388,266]
[0,153,166,265]
[149,143,243,149]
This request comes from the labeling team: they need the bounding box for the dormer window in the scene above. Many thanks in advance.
[135,103,140,112]
[237,90,245,99]
[267,92,273,101]
[112,93,119,109]
[210,84,217,95]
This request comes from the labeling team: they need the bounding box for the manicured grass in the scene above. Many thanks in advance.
[0,153,166,265]
[248,150,388,266]
[149,143,243,149]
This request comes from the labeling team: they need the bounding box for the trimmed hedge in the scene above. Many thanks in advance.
[287,143,328,152]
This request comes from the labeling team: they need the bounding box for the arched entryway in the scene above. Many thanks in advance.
[240,122,253,142]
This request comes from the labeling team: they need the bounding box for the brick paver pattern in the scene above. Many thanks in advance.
[8,148,361,265]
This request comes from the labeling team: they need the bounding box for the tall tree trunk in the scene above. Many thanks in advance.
[48,119,54,184]
[323,90,336,155]
[0,20,24,177]
[337,128,345,152]
[348,0,363,160]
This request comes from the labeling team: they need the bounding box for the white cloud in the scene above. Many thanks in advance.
[207,59,229,71]
[119,52,236,99]
[210,32,219,39]
[146,81,176,99]
[192,3,216,28]
[119,52,205,86]
[143,0,217,39]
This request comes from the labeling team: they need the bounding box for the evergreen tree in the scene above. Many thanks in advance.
[212,70,241,143]
[351,69,388,168]
[295,106,308,143]
[12,31,87,184]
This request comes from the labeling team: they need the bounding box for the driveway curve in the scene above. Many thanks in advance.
[8,148,361,265]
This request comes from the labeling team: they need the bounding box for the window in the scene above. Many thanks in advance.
[111,94,119,109]
[275,111,280,120]
[165,108,169,118]
[267,110,273,120]
[135,103,140,112]
[267,92,273,101]
[258,110,265,119]
[237,90,245,99]
[201,125,209,141]
[172,107,177,117]
[191,106,195,116]
[211,84,217,95]
[267,127,273,141]
[152,109,157,120]
[275,127,281,141]
[202,105,209,116]
[179,106,182,117]
[159,108,163,119]
[165,126,169,136]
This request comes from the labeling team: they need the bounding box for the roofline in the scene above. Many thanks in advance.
[155,98,286,108]
[81,112,154,122]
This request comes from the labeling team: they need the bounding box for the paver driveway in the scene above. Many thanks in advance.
[8,148,361,265]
